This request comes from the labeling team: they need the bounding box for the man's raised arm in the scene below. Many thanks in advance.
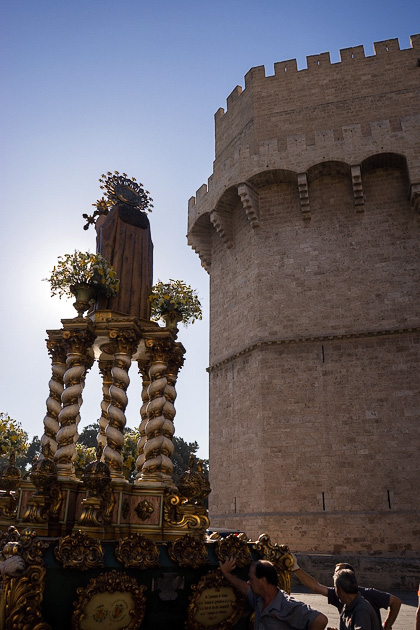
[290,553,329,597]
[219,557,249,597]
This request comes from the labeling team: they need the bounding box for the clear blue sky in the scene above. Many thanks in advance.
[1,0,419,457]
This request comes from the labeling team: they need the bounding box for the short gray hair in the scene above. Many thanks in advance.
[334,569,359,594]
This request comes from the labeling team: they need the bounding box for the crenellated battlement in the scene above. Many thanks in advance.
[217,34,420,117]
[213,35,420,166]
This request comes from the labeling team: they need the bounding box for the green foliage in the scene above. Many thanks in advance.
[45,250,120,299]
[0,412,28,474]
[74,443,96,478]
[149,279,202,326]
[78,423,99,448]
[172,435,209,483]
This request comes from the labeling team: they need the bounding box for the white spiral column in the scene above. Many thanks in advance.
[41,337,66,457]
[104,330,138,479]
[140,340,184,485]
[134,362,151,481]
[97,360,113,454]
[55,328,94,478]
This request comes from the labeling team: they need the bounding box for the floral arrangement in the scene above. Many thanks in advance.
[0,413,28,457]
[149,279,202,326]
[45,251,120,299]
[74,443,96,478]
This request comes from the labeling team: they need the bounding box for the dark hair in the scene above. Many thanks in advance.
[334,562,355,573]
[252,560,278,586]
[334,569,359,594]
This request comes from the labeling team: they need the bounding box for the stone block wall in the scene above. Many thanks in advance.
[188,35,420,555]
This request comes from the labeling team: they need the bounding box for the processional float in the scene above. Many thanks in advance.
[0,174,293,630]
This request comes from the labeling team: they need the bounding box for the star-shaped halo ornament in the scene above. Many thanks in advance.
[99,171,153,211]
[83,171,153,230]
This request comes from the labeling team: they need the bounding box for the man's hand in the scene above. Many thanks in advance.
[289,552,300,571]
[219,556,236,576]
[218,556,249,597]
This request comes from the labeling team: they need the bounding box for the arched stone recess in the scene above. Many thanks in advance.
[210,186,240,248]
[306,160,366,215]
[246,168,299,221]
[187,212,213,272]
[359,152,418,213]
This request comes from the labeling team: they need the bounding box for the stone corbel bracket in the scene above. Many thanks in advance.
[297,173,310,220]
[351,165,364,212]
[209,209,233,248]
[238,182,260,227]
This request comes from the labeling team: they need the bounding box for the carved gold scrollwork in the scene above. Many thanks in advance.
[0,527,51,630]
[24,453,63,523]
[54,530,104,570]
[168,534,209,568]
[72,570,147,630]
[115,533,160,569]
[252,533,292,593]
[187,570,245,630]
[2,565,51,630]
[163,492,210,532]
[215,534,252,567]
[0,453,21,520]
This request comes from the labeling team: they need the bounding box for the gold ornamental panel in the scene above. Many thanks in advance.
[168,534,208,568]
[115,534,160,569]
[54,531,104,570]
[252,533,292,593]
[215,534,252,568]
[187,570,245,630]
[72,570,146,630]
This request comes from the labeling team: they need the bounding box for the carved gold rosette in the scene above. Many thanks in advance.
[215,534,252,567]
[54,531,104,570]
[168,534,208,568]
[187,570,245,630]
[72,570,146,630]
[115,533,160,568]
[252,533,292,592]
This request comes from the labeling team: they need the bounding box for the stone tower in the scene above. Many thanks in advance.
[188,36,420,554]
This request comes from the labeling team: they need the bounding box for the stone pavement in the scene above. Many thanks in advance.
[291,587,418,629]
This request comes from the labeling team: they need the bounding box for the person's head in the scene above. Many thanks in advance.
[334,569,359,602]
[334,562,355,574]
[248,560,278,595]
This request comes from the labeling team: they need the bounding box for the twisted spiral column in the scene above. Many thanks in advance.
[97,360,113,454]
[141,339,184,484]
[134,362,151,481]
[55,329,94,478]
[41,338,66,458]
[104,330,138,479]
